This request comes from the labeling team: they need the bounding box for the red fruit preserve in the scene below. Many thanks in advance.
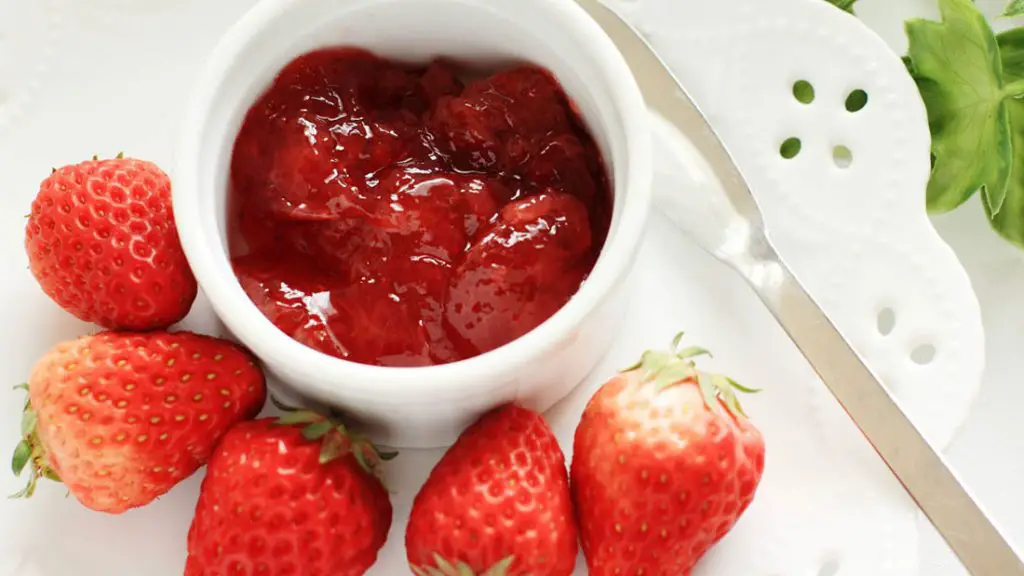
[229,48,612,367]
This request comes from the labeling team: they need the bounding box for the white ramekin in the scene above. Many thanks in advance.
[173,0,652,448]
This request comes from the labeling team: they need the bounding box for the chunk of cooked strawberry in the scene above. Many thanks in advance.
[271,212,398,286]
[456,176,506,239]
[445,193,593,354]
[231,53,347,221]
[233,49,431,221]
[235,249,459,365]
[368,170,471,263]
[388,254,460,364]
[420,60,464,105]
[429,66,572,172]
[525,133,598,203]
[326,279,434,366]
[277,194,456,284]
[462,66,572,137]
[429,97,502,170]
[263,129,341,220]
[233,255,347,357]
[259,116,432,221]
[493,191,594,256]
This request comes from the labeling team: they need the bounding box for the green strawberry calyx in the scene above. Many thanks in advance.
[10,383,61,499]
[411,554,514,576]
[622,332,762,419]
[269,397,397,476]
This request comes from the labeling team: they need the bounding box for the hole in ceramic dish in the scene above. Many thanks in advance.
[911,343,937,365]
[780,137,802,159]
[877,307,896,336]
[833,145,853,168]
[793,80,815,104]
[846,89,868,112]
[819,557,841,576]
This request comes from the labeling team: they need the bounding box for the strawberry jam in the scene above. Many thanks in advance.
[229,48,612,367]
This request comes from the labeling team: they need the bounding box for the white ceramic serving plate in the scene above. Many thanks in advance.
[172,0,653,449]
[0,0,986,574]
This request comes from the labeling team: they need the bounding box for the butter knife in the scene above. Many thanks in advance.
[572,1,1024,573]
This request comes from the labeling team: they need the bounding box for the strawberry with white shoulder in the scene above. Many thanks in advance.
[12,331,266,513]
[571,333,766,575]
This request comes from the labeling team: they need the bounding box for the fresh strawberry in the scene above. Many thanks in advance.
[24,156,198,330]
[11,331,266,513]
[571,334,766,575]
[406,404,578,576]
[185,410,394,576]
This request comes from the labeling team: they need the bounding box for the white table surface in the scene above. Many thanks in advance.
[857,0,1024,573]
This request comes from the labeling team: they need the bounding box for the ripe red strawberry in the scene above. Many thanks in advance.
[406,404,578,576]
[571,334,766,575]
[185,412,394,576]
[25,156,197,330]
[12,331,266,513]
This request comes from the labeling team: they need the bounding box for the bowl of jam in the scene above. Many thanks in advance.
[174,0,652,447]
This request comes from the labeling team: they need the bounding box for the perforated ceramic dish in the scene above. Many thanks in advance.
[0,0,983,574]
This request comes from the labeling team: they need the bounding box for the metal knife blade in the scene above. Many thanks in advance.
[572,0,1024,573]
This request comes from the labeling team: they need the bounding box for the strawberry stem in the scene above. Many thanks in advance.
[10,384,61,499]
[301,420,334,441]
[269,395,398,475]
[319,430,345,464]
[627,333,762,420]
[412,554,514,576]
[11,441,31,477]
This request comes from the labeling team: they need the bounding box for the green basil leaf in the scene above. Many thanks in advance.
[1005,0,1024,17]
[990,29,1024,247]
[826,0,857,14]
[906,0,1014,215]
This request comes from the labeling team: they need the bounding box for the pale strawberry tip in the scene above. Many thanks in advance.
[622,332,763,419]
[411,554,515,576]
[10,383,61,499]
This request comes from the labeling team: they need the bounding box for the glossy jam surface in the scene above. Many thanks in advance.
[230,48,612,367]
